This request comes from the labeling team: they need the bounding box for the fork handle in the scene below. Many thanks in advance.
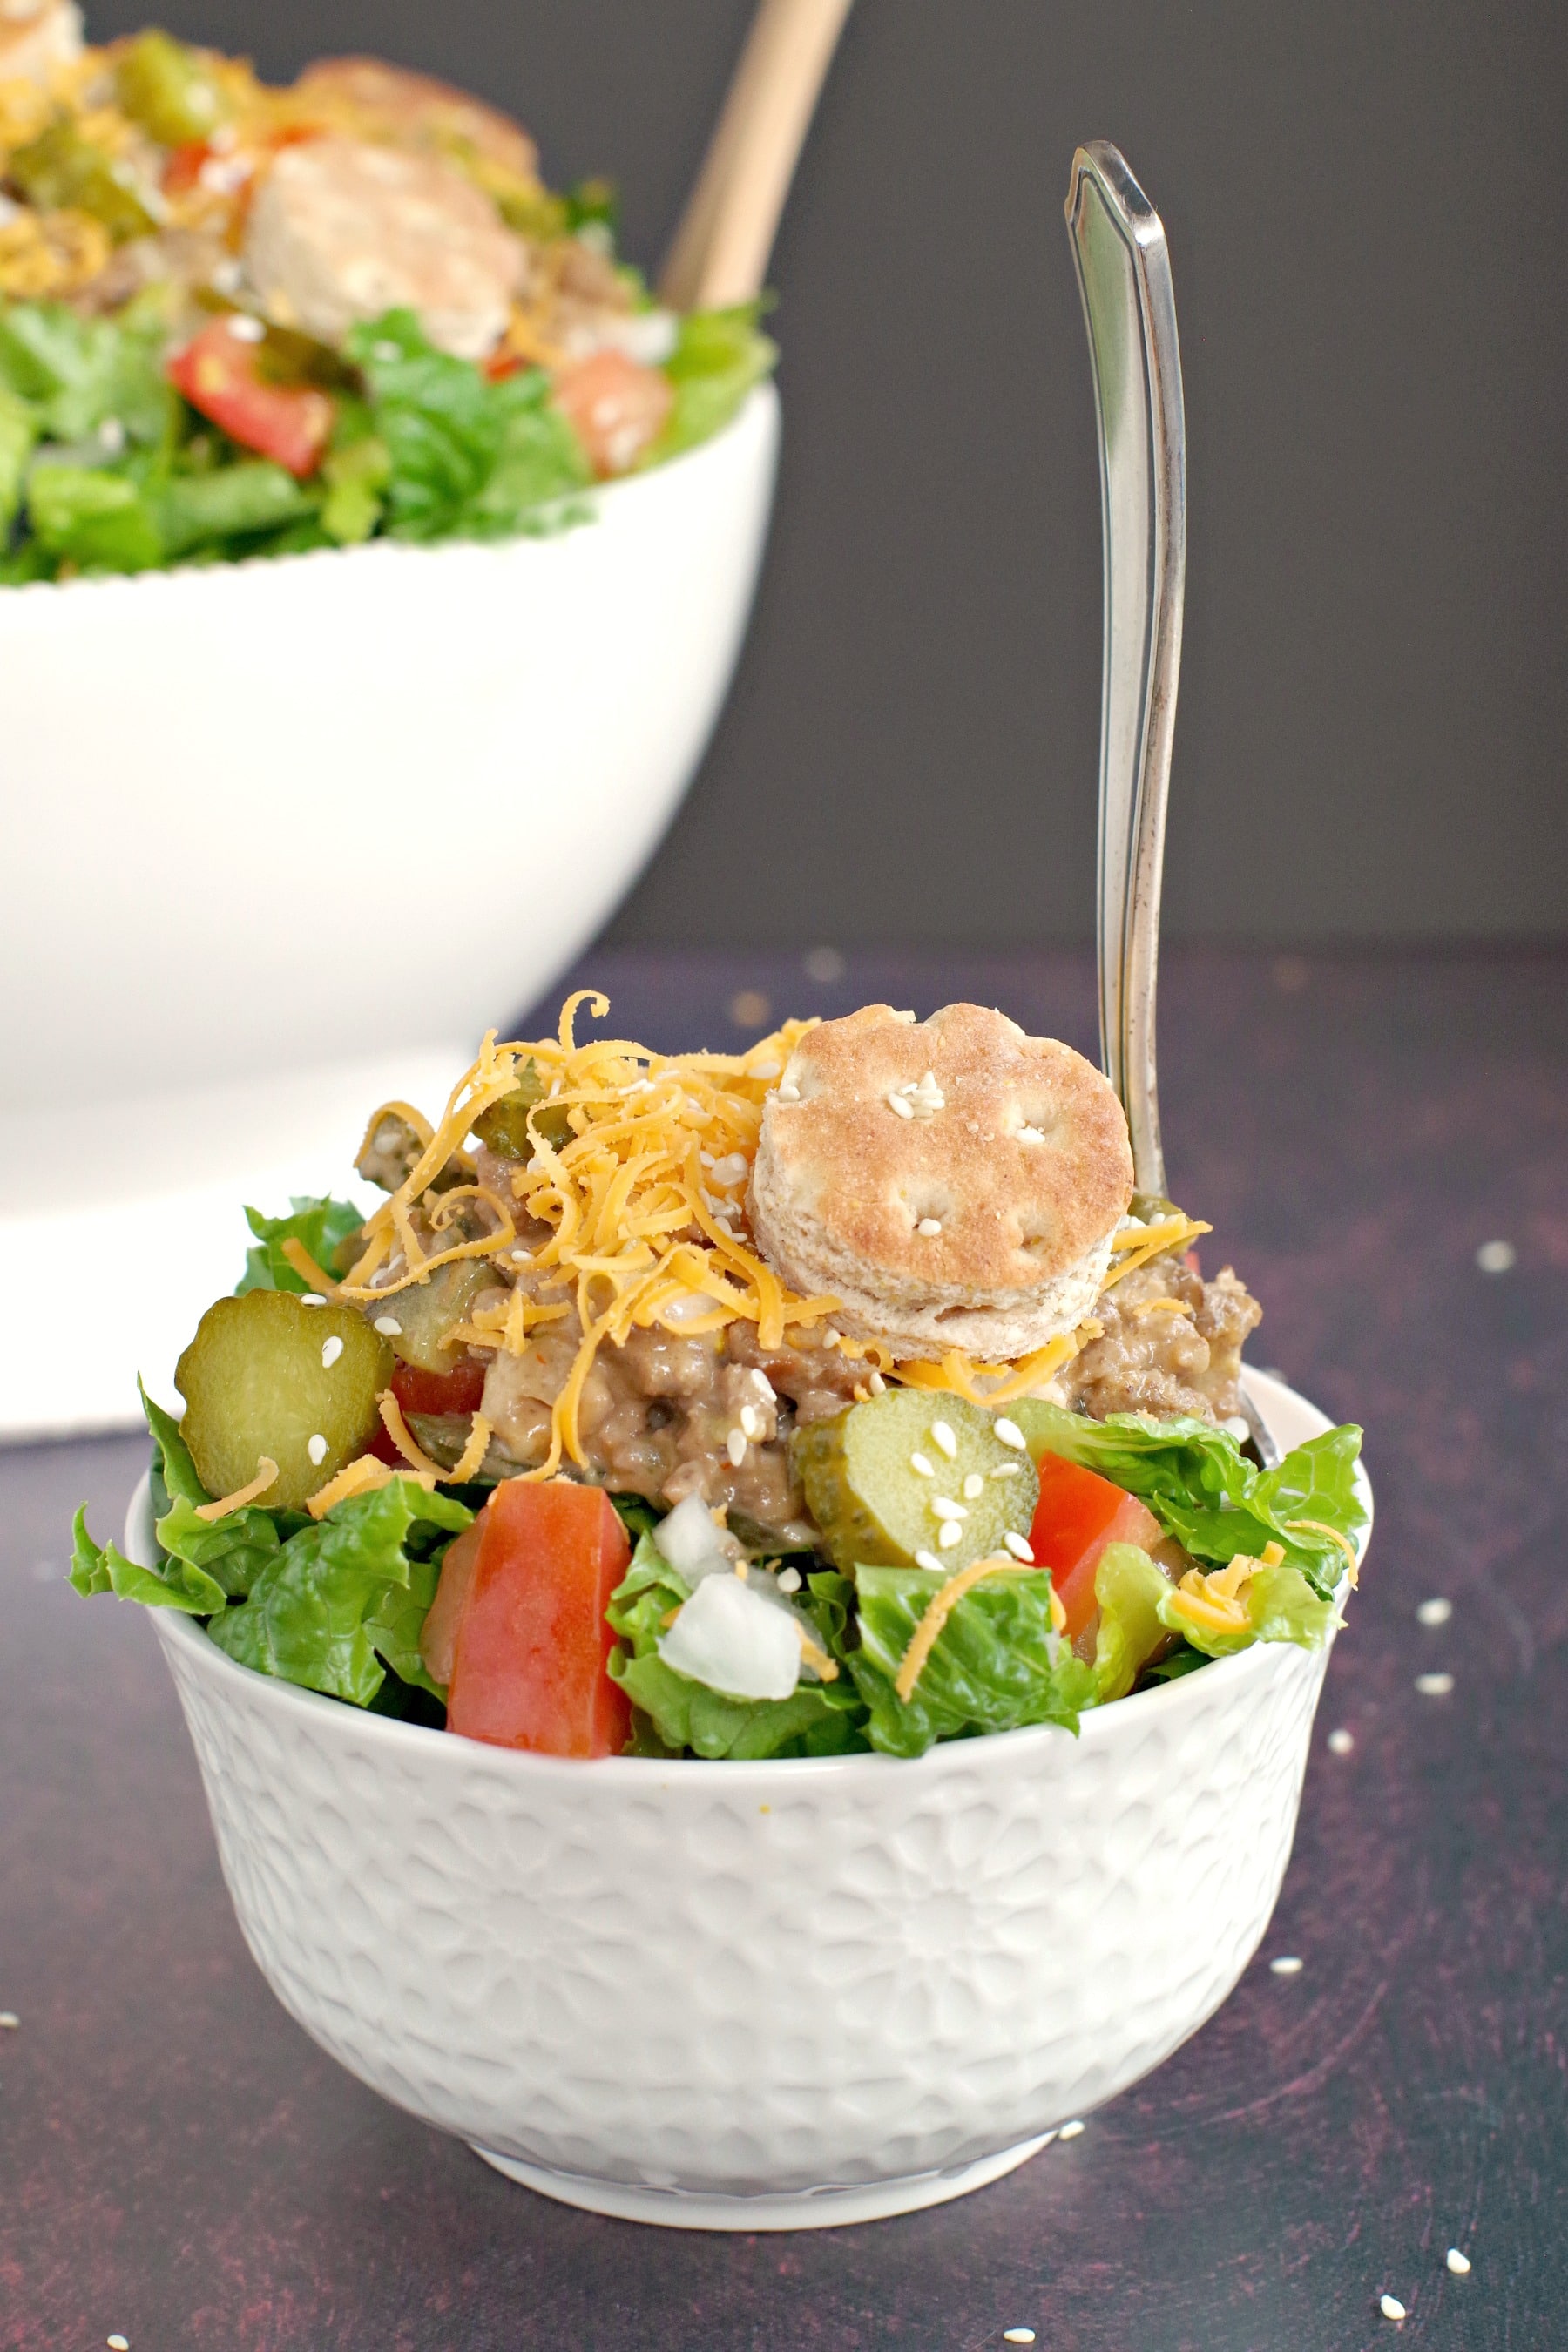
[1065,142,1187,1200]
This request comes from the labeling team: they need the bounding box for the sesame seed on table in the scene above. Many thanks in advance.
[3,945,1565,2351]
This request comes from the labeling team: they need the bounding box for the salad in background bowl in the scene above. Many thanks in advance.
[0,17,782,1440]
[81,993,1369,2225]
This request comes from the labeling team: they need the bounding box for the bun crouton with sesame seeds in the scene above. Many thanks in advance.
[747,1003,1134,1362]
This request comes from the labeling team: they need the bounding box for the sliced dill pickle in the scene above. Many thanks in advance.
[472,1058,572,1157]
[176,1291,394,1513]
[792,1389,1039,1576]
[378,1258,496,1373]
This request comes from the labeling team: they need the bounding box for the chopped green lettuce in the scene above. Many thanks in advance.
[851,1563,1094,1759]
[1157,1557,1341,1660]
[206,1479,471,1706]
[237,1194,363,1294]
[1010,1402,1365,1600]
[71,1382,283,1612]
[607,1535,868,1758]
[1091,1542,1172,1703]
[651,302,776,463]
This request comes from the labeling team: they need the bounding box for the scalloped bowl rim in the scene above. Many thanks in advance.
[0,382,777,605]
[137,1367,1369,1790]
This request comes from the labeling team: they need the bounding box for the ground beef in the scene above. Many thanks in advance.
[1062,1251,1261,1423]
[476,1299,860,1543]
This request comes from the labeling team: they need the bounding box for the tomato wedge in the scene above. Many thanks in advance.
[1028,1453,1164,1652]
[167,317,334,478]
[390,1356,488,1420]
[552,348,672,477]
[443,1479,632,1757]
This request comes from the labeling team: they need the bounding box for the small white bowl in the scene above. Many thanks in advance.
[132,1368,1365,2231]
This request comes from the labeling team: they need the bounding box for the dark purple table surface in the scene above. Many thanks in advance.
[5,946,1565,2351]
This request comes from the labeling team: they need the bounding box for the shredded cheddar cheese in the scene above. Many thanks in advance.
[192,1456,278,1522]
[377,1392,443,1479]
[796,1625,841,1683]
[304,1454,434,1519]
[898,1325,1099,1409]
[1103,1214,1211,1290]
[449,1413,493,1483]
[336,997,841,1478]
[1288,1517,1361,1586]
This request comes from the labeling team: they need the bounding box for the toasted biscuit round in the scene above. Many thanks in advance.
[748,1003,1133,1362]
[244,137,524,358]
[294,57,539,183]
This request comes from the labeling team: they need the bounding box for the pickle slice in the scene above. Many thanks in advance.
[472,1058,572,1157]
[379,1258,496,1373]
[792,1389,1039,1576]
[175,1291,394,1513]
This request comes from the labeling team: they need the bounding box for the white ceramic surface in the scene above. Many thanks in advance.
[129,1369,1366,2227]
[0,388,778,1440]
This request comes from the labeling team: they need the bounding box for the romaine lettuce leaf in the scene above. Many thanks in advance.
[607,1534,868,1758]
[237,1194,363,1294]
[0,385,36,531]
[651,302,776,463]
[851,1563,1094,1759]
[1156,1558,1340,1659]
[70,1380,282,1611]
[206,1477,471,1706]
[0,296,172,443]
[159,459,315,558]
[1010,1401,1365,1600]
[1091,1542,1172,1703]
[26,459,163,571]
[347,308,503,537]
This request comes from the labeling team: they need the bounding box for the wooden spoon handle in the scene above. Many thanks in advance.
[658,0,853,312]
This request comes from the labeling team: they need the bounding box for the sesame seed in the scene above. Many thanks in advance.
[1269,1955,1303,1976]
[1416,1672,1455,1696]
[751,1058,781,1080]
[227,312,265,341]
[823,1328,841,1348]
[868,1369,886,1395]
[1380,2294,1406,2322]
[0,2011,17,2029]
[1004,2334,1037,2346]
[915,1549,943,1572]
[510,1248,531,1265]
[930,1420,958,1459]
[1004,1531,1035,1563]
[1446,2249,1470,2275]
[321,1335,344,1369]
[1058,2118,1085,2139]
[308,1434,328,1465]
[1016,1125,1046,1144]
[1328,1727,1355,1754]
[750,1370,774,1399]
[107,2338,131,2350]
[299,1292,326,1306]
[891,1009,916,1023]
[916,1217,943,1236]
[700,1149,715,1167]
[740,1405,764,1440]
[1476,1239,1515,1274]
[931,1497,968,1522]
[896,1078,918,1094]
[777,1565,801,1593]
[887,1092,916,1119]
[713,1152,749,1186]
[990,1462,1023,1480]
[994,1417,1027,1451]
[777,1082,801,1103]
[1416,1596,1453,1627]
[727,1428,747,1467]
[373,1315,402,1335]
[938,1522,963,1549]
[963,1473,983,1500]
[910,1452,935,1477]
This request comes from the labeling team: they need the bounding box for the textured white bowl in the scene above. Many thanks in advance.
[133,1369,1366,2229]
[0,383,778,1115]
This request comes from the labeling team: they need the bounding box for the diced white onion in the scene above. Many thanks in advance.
[658,1574,801,1700]
[653,1494,738,1585]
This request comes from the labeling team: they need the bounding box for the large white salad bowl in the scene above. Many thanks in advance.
[133,1369,1366,2231]
[0,386,778,1441]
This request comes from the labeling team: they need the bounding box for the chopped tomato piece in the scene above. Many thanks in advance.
[1028,1453,1164,1652]
[552,348,672,477]
[483,350,524,382]
[390,1356,488,1420]
[167,318,334,477]
[445,1479,632,1757]
[162,139,210,198]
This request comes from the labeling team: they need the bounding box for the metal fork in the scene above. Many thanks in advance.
[1065,143,1280,1465]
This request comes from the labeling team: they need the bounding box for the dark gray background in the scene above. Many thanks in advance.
[92,1,1568,945]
